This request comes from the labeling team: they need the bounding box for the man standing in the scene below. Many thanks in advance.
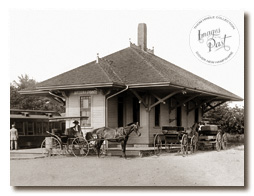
[10,124,18,150]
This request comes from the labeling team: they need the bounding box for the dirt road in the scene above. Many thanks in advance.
[10,145,244,186]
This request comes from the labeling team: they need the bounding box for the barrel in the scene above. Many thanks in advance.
[45,137,53,149]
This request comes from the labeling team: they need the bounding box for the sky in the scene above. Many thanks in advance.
[9,10,244,107]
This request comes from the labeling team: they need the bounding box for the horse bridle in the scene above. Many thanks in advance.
[123,124,138,136]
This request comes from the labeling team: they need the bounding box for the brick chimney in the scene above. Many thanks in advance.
[138,23,147,51]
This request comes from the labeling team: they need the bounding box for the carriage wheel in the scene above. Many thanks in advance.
[41,137,62,157]
[181,135,188,156]
[216,132,222,151]
[221,133,227,150]
[216,141,221,151]
[72,137,89,157]
[190,135,197,153]
[154,134,162,156]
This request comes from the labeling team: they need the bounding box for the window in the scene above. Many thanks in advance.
[35,122,42,135]
[27,122,34,135]
[155,101,160,127]
[15,121,24,135]
[43,122,49,133]
[80,96,91,127]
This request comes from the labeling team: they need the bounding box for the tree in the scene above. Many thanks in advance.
[203,102,244,134]
[10,74,65,113]
[13,74,37,90]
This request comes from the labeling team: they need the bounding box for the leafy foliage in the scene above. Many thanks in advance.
[10,74,65,113]
[203,102,244,134]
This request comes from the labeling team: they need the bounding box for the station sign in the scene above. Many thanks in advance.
[73,90,98,95]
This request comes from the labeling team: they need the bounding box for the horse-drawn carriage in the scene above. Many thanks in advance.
[154,124,198,156]
[41,119,141,159]
[198,124,227,151]
[41,118,94,157]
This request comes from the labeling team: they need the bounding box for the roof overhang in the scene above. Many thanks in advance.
[20,82,243,102]
[19,82,126,95]
[128,82,243,102]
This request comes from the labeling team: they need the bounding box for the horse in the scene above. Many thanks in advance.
[88,122,141,159]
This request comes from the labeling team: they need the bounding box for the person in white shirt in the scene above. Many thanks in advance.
[10,124,18,150]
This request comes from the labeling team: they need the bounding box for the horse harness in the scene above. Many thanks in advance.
[114,125,135,139]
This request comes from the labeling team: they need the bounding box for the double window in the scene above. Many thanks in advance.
[80,96,91,127]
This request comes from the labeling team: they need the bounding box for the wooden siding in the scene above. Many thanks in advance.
[65,93,80,128]
[128,102,149,145]
[66,90,105,129]
[91,93,105,128]
[65,91,201,146]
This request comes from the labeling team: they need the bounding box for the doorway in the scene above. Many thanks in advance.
[195,108,199,123]
[133,97,140,124]
[118,97,124,127]
[177,106,182,126]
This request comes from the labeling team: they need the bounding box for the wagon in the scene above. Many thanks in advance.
[41,117,105,157]
[198,125,227,151]
[154,126,198,156]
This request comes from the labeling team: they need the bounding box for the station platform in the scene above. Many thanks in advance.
[10,146,158,160]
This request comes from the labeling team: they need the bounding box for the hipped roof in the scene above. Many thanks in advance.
[23,45,242,101]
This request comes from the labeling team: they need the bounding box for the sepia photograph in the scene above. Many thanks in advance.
[3,0,252,194]
[9,10,244,187]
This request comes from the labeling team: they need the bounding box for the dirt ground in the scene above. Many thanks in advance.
[10,145,244,186]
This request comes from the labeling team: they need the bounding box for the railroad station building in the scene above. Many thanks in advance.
[20,23,242,147]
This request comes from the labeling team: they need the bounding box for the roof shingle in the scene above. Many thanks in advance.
[35,46,242,100]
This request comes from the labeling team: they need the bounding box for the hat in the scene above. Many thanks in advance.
[73,120,79,124]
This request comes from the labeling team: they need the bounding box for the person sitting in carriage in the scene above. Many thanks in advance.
[64,120,83,138]
[72,120,83,137]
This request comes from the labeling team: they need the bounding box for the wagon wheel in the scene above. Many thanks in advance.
[190,135,197,154]
[181,134,188,156]
[221,133,227,150]
[41,137,62,157]
[216,132,222,151]
[71,137,89,157]
[154,134,162,156]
